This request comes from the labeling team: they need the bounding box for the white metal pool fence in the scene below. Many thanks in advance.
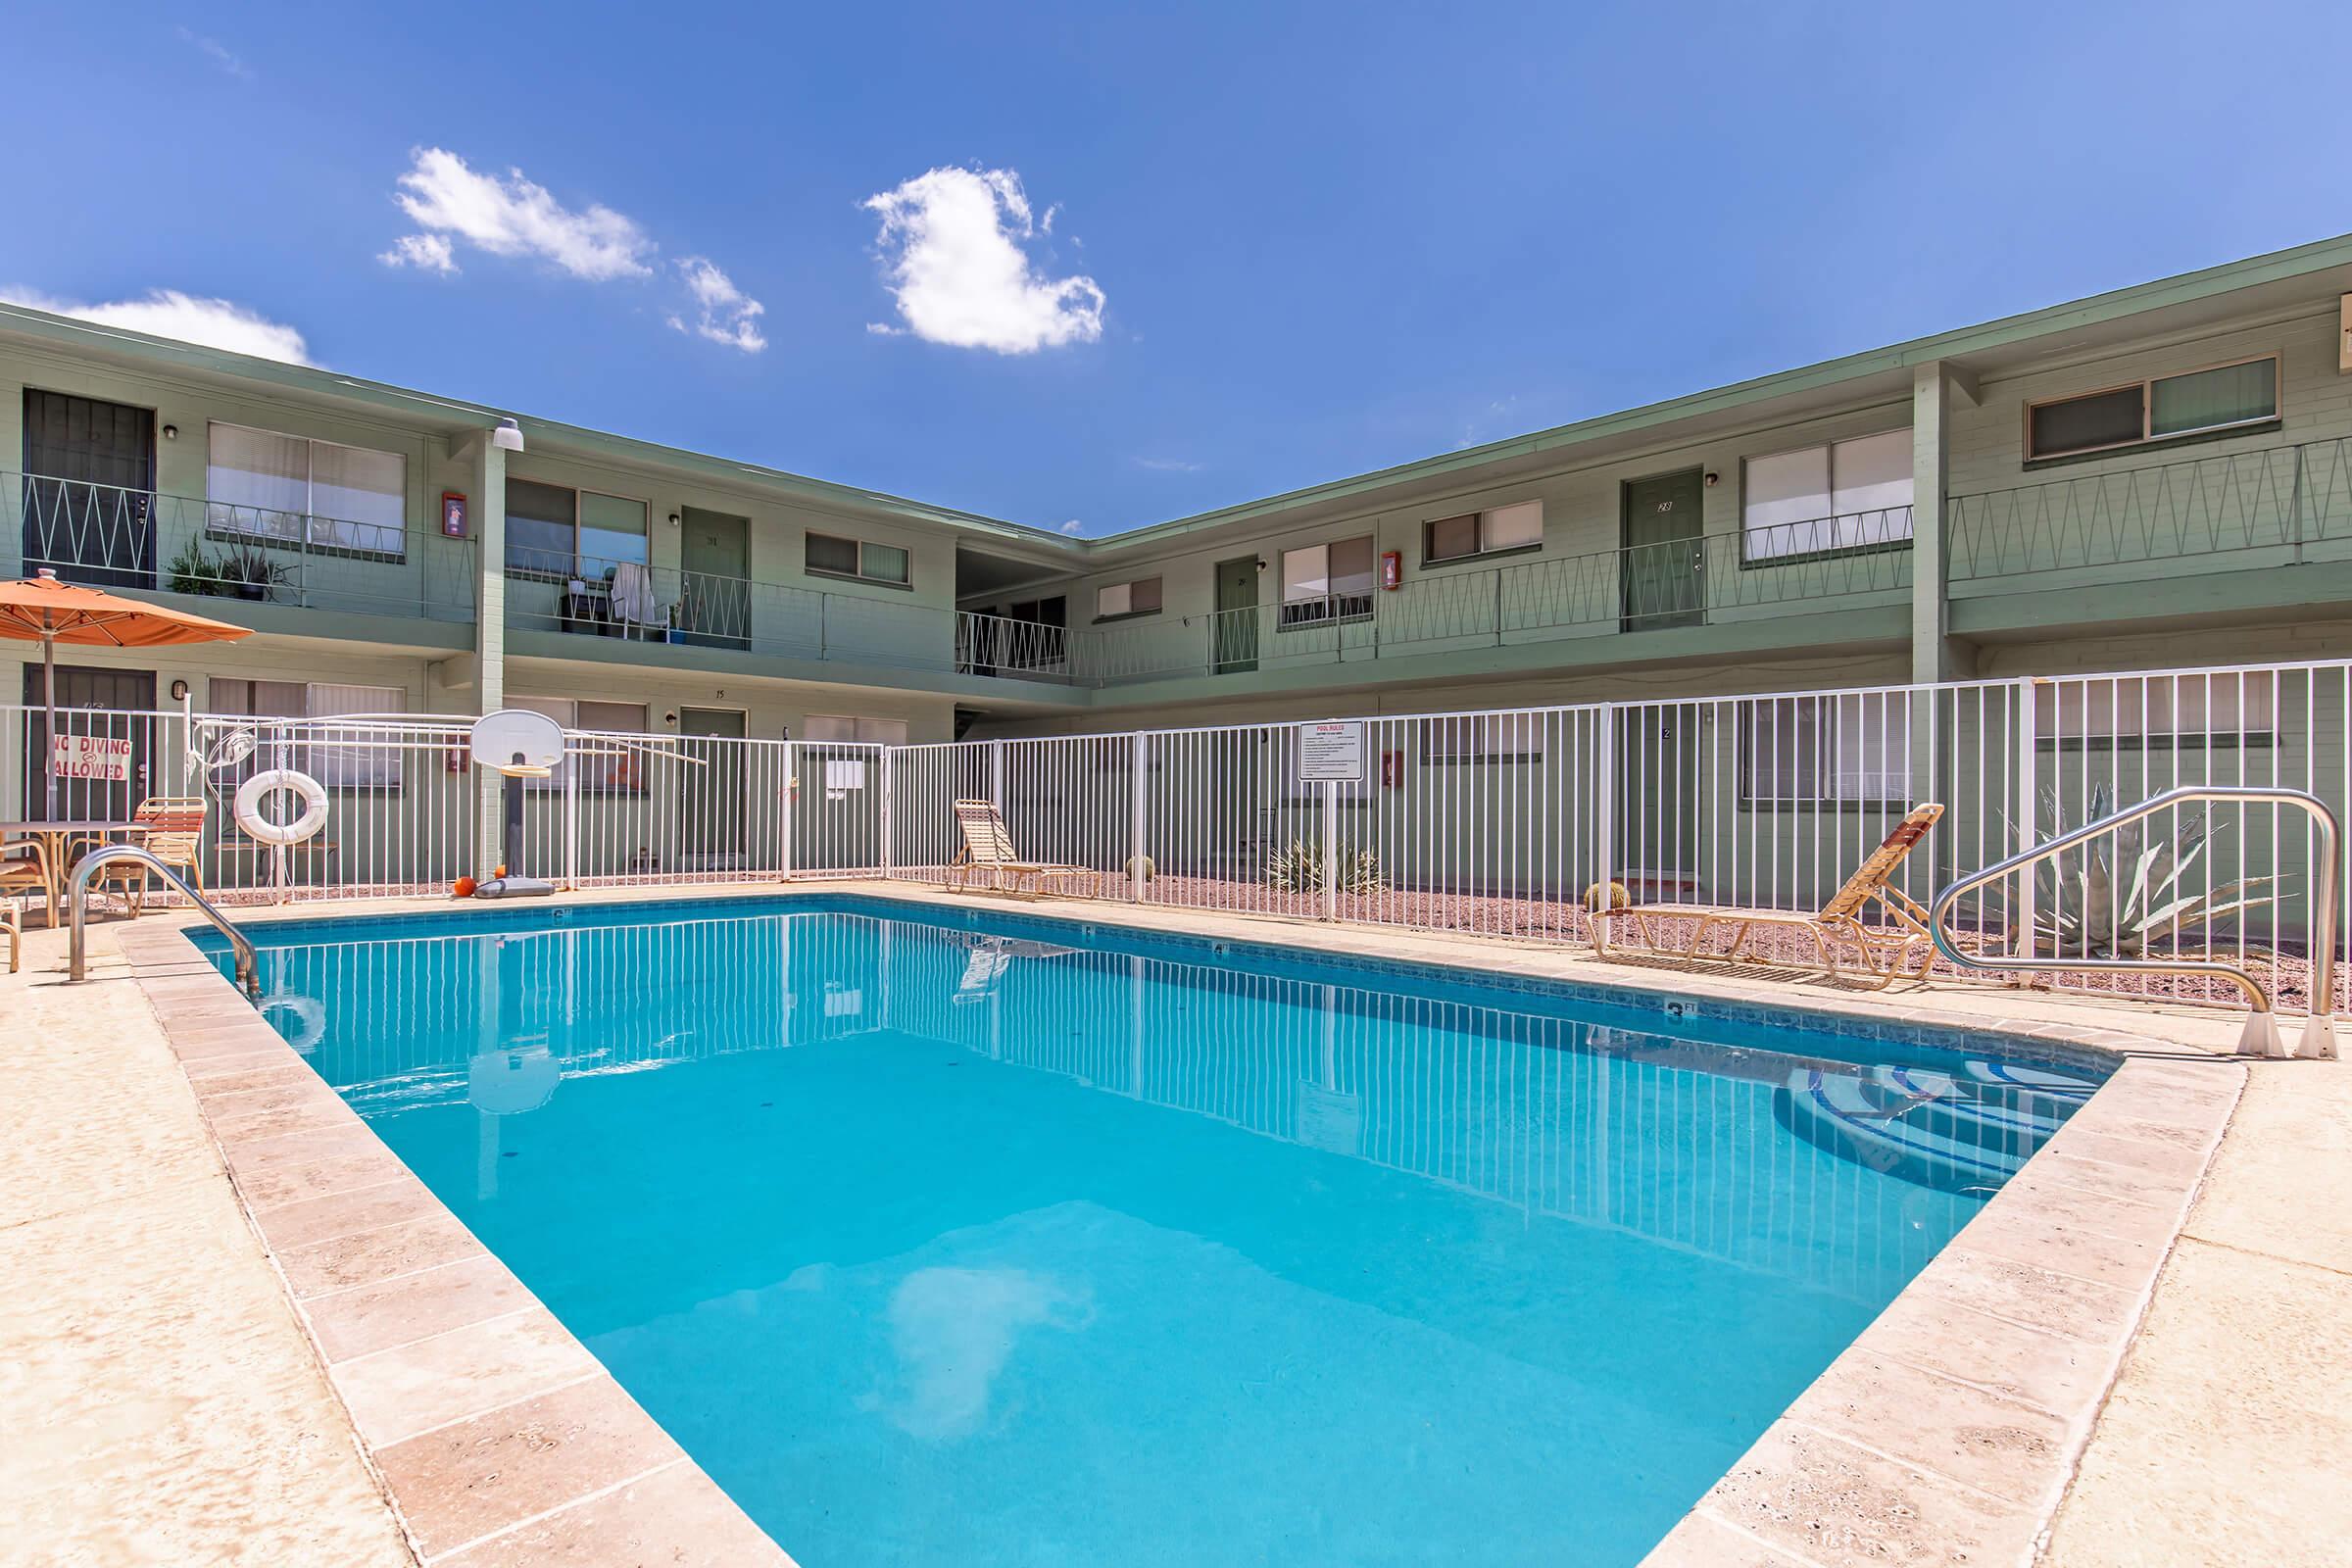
[6,655,2349,1014]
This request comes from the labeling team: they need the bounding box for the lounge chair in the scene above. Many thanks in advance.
[91,796,209,915]
[1592,803,1946,991]
[1,836,53,945]
[947,800,1104,899]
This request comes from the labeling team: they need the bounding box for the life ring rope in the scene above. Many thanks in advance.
[234,769,330,847]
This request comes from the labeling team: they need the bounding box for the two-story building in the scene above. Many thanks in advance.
[7,233,2350,895]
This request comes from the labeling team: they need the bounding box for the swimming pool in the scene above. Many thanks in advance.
[205,896,2098,1566]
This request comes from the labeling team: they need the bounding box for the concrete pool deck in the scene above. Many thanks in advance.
[3,881,2345,1566]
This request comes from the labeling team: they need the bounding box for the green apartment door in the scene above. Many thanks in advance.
[1214,556,1258,673]
[679,508,751,648]
[678,708,747,863]
[1620,468,1705,629]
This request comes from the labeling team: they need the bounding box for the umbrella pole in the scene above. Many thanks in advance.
[42,625,57,822]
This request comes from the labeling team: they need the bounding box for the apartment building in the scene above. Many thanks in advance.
[6,234,2350,897]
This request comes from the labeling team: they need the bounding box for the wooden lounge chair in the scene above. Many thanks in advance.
[91,796,209,916]
[1592,804,1947,991]
[947,800,1104,899]
[0,836,53,947]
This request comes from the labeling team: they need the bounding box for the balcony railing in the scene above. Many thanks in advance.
[1072,516,1913,684]
[6,470,477,623]
[504,553,957,673]
[1946,435,2352,585]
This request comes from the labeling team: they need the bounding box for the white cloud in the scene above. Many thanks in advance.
[863,167,1104,354]
[1133,457,1202,472]
[382,148,654,281]
[1058,518,1085,535]
[0,287,310,364]
[380,233,456,274]
[176,26,250,79]
[670,257,766,353]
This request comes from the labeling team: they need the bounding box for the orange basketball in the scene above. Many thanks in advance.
[453,875,478,898]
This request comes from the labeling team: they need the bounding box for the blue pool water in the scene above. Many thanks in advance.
[206,898,2097,1566]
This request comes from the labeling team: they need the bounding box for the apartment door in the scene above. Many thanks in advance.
[678,707,747,863]
[22,389,157,588]
[1214,556,1258,673]
[1614,704,1703,902]
[22,664,157,822]
[1620,467,1705,630]
[679,508,751,648]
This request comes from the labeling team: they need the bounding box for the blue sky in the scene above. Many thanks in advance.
[6,1,2349,536]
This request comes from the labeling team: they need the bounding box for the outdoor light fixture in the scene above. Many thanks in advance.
[491,417,526,453]
[1704,471,1720,487]
[170,679,189,701]
[162,424,178,441]
[668,513,681,528]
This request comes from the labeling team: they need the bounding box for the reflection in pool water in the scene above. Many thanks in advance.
[224,904,2096,1568]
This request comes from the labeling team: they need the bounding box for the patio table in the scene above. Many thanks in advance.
[0,819,141,927]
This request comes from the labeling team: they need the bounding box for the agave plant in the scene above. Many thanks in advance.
[1265,838,1383,896]
[2031,782,2272,957]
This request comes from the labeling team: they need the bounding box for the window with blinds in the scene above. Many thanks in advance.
[1423,501,1543,564]
[1279,535,1375,626]
[1738,695,1912,805]
[1741,431,1914,562]
[208,423,407,556]
[208,679,407,788]
[2028,357,2279,460]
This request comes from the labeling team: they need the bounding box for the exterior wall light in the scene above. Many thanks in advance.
[491,417,526,453]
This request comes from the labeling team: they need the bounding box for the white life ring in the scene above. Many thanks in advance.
[234,768,329,846]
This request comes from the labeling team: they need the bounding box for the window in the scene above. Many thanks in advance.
[806,531,910,587]
[1742,431,1913,562]
[2027,357,2279,461]
[1423,500,1543,564]
[503,480,648,577]
[801,715,909,746]
[1095,577,1162,620]
[1279,535,1375,627]
[208,679,407,788]
[2034,676,2276,748]
[1422,711,1548,763]
[1739,695,1911,805]
[208,423,406,556]
[510,696,651,790]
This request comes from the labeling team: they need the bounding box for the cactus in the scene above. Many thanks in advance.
[1265,838,1383,896]
[2034,782,2273,956]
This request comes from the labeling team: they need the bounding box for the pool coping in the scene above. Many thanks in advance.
[119,883,2248,1568]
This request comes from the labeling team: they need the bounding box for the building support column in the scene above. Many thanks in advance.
[462,434,510,877]
[1910,361,1978,684]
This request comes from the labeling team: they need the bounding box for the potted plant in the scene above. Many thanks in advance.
[218,546,290,602]
[166,540,232,597]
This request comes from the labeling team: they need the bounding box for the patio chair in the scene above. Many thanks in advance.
[1592,804,1947,991]
[1,836,54,944]
[91,797,209,917]
[947,800,1104,899]
[611,563,681,640]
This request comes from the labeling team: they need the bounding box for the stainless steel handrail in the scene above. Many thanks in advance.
[1930,785,2340,1059]
[68,846,259,997]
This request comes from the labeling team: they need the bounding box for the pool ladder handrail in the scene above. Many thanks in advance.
[67,845,259,998]
[1928,784,2339,1060]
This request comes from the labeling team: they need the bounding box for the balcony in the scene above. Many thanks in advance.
[1064,515,1914,687]
[6,471,477,627]
[1946,436,2352,597]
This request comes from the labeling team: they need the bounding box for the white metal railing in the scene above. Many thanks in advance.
[6,656,2347,1019]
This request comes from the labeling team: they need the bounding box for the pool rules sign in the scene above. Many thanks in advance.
[1296,721,1364,921]
[1297,720,1366,785]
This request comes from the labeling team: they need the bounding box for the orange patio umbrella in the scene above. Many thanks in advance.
[0,568,253,817]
